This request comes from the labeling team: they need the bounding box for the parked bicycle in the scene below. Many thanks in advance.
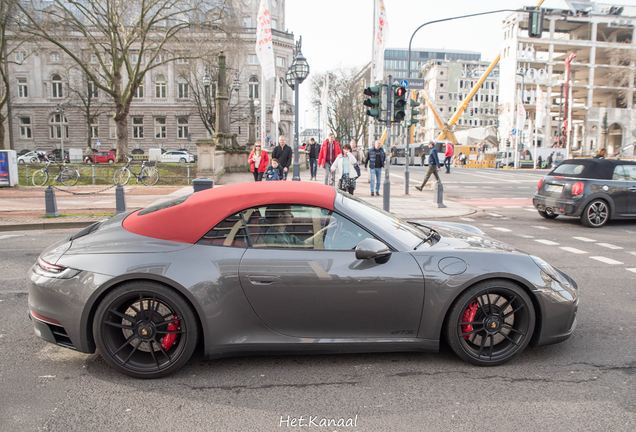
[113,156,159,186]
[32,159,80,187]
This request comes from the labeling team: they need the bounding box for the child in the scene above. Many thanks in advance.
[265,158,282,181]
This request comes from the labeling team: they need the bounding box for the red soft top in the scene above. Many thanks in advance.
[122,181,336,243]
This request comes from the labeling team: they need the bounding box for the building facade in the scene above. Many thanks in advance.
[4,0,296,155]
[383,48,480,80]
[498,1,636,157]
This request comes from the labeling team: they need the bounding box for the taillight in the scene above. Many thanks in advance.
[35,257,81,279]
[538,178,543,191]
[571,182,584,196]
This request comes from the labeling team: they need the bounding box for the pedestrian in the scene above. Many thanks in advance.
[318,132,341,186]
[331,143,359,195]
[265,158,282,181]
[444,141,454,174]
[364,140,385,196]
[248,141,269,181]
[350,139,363,166]
[307,138,320,180]
[594,148,607,159]
[272,135,292,180]
[85,146,93,163]
[415,142,442,191]
[546,152,554,168]
[536,155,542,169]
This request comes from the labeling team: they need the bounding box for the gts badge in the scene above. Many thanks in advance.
[391,330,414,335]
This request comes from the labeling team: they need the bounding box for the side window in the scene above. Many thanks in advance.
[198,213,249,247]
[622,165,636,181]
[612,165,627,181]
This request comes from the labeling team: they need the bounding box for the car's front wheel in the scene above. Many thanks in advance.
[581,199,609,228]
[538,209,558,219]
[93,282,198,378]
[445,279,535,366]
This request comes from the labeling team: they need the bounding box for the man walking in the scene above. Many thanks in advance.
[272,135,292,180]
[364,140,385,196]
[350,139,362,166]
[318,133,341,186]
[307,138,320,180]
[415,142,442,191]
[443,141,454,174]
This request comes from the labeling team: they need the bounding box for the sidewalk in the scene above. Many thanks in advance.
[0,171,476,231]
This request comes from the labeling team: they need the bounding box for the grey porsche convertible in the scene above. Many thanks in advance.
[28,182,578,378]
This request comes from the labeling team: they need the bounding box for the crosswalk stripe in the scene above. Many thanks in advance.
[488,213,503,217]
[533,226,550,230]
[627,268,636,274]
[590,256,623,265]
[573,236,596,242]
[492,227,512,232]
[516,234,535,238]
[560,247,587,254]
[596,243,623,250]
[535,239,559,245]
[459,218,475,222]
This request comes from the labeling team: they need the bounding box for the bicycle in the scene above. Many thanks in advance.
[113,156,159,186]
[32,159,80,187]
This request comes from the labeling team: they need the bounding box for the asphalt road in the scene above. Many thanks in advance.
[1,171,635,431]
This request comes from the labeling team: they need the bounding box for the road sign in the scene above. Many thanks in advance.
[402,78,425,90]
[96,139,101,147]
[511,129,516,135]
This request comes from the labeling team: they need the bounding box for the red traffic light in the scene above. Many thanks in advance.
[395,86,406,97]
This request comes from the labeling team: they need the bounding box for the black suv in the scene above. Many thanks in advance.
[533,158,636,228]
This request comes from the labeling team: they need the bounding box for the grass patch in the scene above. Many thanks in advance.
[41,212,115,219]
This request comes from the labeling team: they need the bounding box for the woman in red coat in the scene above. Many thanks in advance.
[248,142,269,181]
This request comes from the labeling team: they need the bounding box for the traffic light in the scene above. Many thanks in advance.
[406,98,420,127]
[363,86,382,119]
[528,7,544,38]
[393,85,407,122]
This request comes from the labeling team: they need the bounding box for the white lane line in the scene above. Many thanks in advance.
[533,226,550,230]
[560,247,587,254]
[590,256,623,265]
[517,186,532,189]
[516,234,535,238]
[464,186,478,189]
[481,224,495,227]
[524,208,537,212]
[0,234,22,240]
[627,268,636,274]
[535,239,559,245]
[596,243,623,250]
[627,252,636,256]
[573,236,596,242]
[488,213,503,217]
[459,218,475,222]
[492,227,512,232]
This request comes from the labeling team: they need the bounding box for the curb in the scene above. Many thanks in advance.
[0,221,99,232]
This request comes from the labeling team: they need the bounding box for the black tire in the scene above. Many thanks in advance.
[538,209,558,219]
[32,169,49,186]
[581,199,609,228]
[93,282,198,378]
[179,158,186,164]
[113,168,130,186]
[18,159,25,164]
[140,167,159,186]
[60,168,80,186]
[445,279,535,366]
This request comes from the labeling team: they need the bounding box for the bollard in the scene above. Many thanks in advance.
[44,186,60,217]
[433,181,446,208]
[192,178,214,192]
[115,184,127,214]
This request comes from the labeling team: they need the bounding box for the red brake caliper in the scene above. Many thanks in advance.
[161,315,179,350]
[461,301,479,340]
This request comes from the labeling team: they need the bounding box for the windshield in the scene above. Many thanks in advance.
[337,190,429,249]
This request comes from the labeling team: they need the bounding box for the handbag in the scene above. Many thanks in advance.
[354,163,361,178]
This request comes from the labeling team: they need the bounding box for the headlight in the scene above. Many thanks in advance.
[35,257,81,279]
[530,256,573,289]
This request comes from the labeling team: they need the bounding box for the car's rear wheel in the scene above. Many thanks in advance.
[538,208,558,219]
[179,158,186,164]
[445,280,535,366]
[581,199,609,228]
[93,282,198,379]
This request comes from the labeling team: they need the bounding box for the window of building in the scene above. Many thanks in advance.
[459,94,463,101]
[459,80,463,88]
[90,117,99,138]
[133,117,144,138]
[49,113,68,139]
[155,75,166,98]
[276,56,285,68]
[51,74,63,98]
[17,78,28,97]
[485,95,489,102]
[271,19,278,30]
[19,117,32,139]
[154,54,164,64]
[131,53,140,64]
[110,117,117,139]
[15,51,27,63]
[243,17,251,27]
[248,76,259,99]
[177,117,189,139]
[50,53,61,62]
[178,77,189,99]
[439,95,444,100]
[248,54,258,65]
[155,117,166,138]
[88,81,99,98]
[90,54,98,64]
[480,94,484,102]
[134,82,144,98]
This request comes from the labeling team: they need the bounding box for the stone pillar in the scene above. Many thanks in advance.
[195,139,217,179]
[214,52,233,148]
[248,98,256,144]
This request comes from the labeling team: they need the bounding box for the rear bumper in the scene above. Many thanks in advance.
[533,194,585,216]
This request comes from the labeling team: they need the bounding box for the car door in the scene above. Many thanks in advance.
[237,204,425,339]
[622,164,636,215]
[608,165,629,216]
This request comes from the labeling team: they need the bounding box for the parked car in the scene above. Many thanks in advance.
[161,150,195,164]
[28,182,578,378]
[533,158,636,227]
[92,150,116,164]
[17,151,40,164]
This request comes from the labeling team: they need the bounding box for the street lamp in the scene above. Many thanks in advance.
[514,71,525,169]
[286,37,310,181]
[228,74,241,132]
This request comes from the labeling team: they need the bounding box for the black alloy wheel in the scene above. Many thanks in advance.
[581,199,609,228]
[93,282,198,378]
[538,208,558,219]
[445,280,535,366]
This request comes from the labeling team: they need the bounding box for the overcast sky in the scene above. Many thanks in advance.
[283,0,636,132]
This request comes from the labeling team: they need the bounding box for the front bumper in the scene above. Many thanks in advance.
[533,194,585,217]
[532,269,579,347]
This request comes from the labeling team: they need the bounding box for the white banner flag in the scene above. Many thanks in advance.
[516,99,527,133]
[372,0,389,83]
[256,0,276,80]
[273,81,280,124]
[320,75,329,139]
[535,85,546,126]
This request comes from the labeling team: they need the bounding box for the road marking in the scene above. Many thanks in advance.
[524,208,537,212]
[628,252,636,256]
[516,234,535,238]
[560,247,587,254]
[590,256,623,265]
[573,236,596,242]
[492,227,512,232]
[532,226,550,230]
[0,234,22,240]
[596,243,623,250]
[488,213,503,217]
[481,224,495,227]
[627,268,636,274]
[535,239,559,245]
[459,218,475,222]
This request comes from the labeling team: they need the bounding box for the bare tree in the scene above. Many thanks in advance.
[17,0,236,161]
[605,45,635,106]
[310,68,367,145]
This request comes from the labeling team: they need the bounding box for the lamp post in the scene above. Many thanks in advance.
[514,72,525,169]
[285,37,310,181]
[228,75,241,133]
[202,68,213,138]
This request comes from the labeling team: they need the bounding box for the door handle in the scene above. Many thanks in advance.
[248,276,281,285]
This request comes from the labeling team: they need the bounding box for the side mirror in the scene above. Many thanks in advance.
[355,238,391,262]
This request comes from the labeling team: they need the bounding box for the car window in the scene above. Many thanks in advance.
[197,213,250,247]
[613,166,627,181]
[552,163,584,176]
[241,204,372,250]
[622,165,636,181]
